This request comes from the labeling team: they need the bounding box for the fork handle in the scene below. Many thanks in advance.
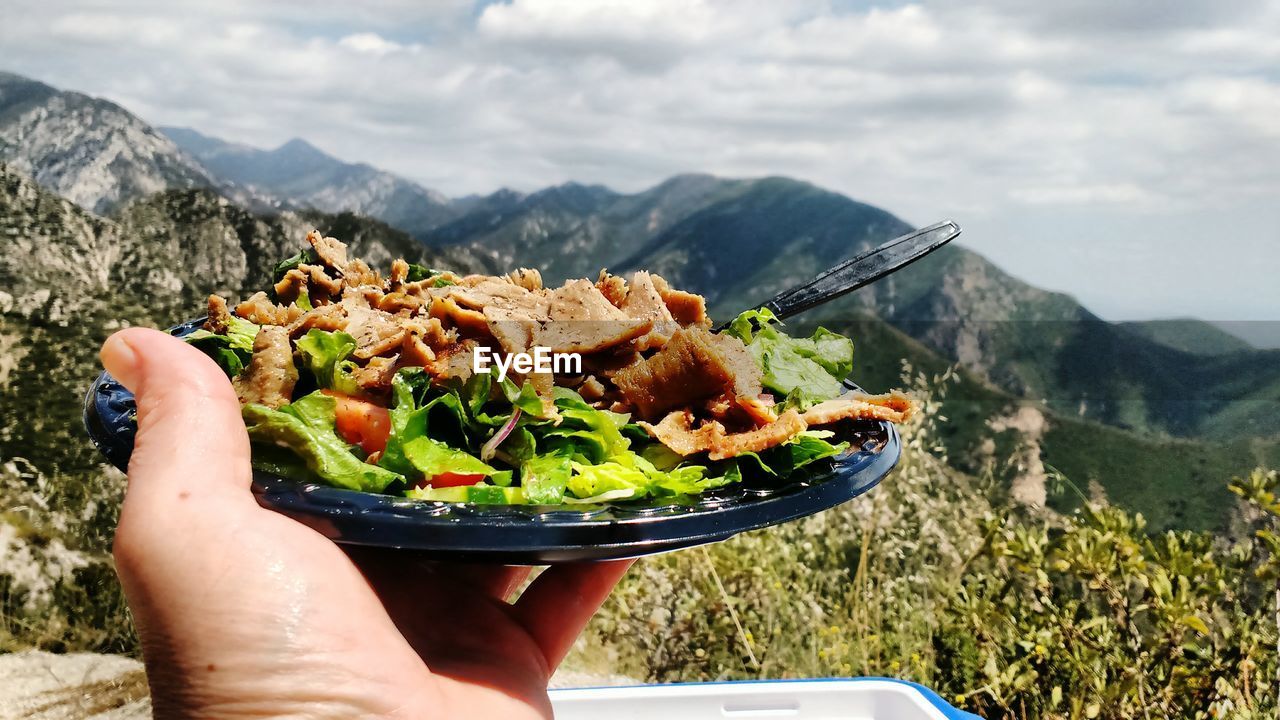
[759,219,961,322]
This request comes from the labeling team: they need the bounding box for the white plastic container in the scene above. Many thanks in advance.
[549,678,978,719]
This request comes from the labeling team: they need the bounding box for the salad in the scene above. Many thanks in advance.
[188,230,914,505]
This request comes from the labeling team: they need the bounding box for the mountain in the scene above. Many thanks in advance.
[809,313,1280,531]
[426,174,738,279]
[1118,319,1255,356]
[1213,320,1280,350]
[162,127,464,237]
[863,245,1280,440]
[0,72,214,214]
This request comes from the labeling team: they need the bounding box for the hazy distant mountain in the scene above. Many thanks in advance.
[162,127,464,237]
[1118,319,1255,356]
[1213,321,1280,350]
[0,72,215,214]
[427,174,749,280]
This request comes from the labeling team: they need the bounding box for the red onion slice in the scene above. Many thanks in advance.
[480,408,521,462]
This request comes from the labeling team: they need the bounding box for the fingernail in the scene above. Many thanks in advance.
[101,332,142,393]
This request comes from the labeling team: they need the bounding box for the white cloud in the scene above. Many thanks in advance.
[1,0,1279,319]
[1010,183,1157,206]
[337,33,417,56]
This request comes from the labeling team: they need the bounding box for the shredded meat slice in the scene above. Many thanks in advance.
[640,408,807,460]
[287,303,347,336]
[236,292,303,326]
[621,271,678,351]
[579,376,606,402]
[353,330,406,360]
[705,391,779,427]
[450,278,542,310]
[506,268,543,292]
[343,303,407,360]
[583,348,643,379]
[401,330,437,367]
[426,340,478,382]
[232,325,297,408]
[389,258,409,287]
[306,230,348,273]
[640,411,722,456]
[377,291,424,314]
[352,355,399,393]
[344,259,381,288]
[613,328,762,420]
[432,296,491,338]
[398,278,450,300]
[272,269,308,305]
[451,279,550,355]
[801,390,915,426]
[535,280,652,354]
[277,265,343,305]
[302,264,344,299]
[738,394,780,426]
[595,270,628,308]
[205,294,233,334]
[708,410,807,460]
[651,273,711,328]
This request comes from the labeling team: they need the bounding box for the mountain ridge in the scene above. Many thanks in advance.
[0,72,214,214]
[160,126,462,236]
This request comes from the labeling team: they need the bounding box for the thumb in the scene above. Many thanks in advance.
[101,327,253,509]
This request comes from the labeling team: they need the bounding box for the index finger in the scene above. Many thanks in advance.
[509,559,634,671]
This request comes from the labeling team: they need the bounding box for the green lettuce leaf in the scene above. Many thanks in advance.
[738,430,850,477]
[553,388,630,459]
[649,463,739,496]
[295,329,360,395]
[563,452,741,503]
[185,315,260,377]
[521,453,573,504]
[272,248,320,284]
[724,308,854,403]
[405,263,456,286]
[401,436,496,478]
[379,371,475,476]
[408,485,525,504]
[567,461,649,502]
[779,430,850,470]
[499,375,552,418]
[242,392,402,493]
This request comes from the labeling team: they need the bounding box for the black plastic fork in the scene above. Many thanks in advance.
[719,219,961,329]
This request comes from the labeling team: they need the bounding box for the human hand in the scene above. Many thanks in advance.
[101,327,632,719]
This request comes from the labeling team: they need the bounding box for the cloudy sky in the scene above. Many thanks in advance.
[3,0,1278,322]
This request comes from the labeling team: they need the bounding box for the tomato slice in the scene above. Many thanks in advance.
[322,390,391,455]
[418,471,488,489]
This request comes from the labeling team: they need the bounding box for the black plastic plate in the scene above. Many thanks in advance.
[83,319,901,563]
